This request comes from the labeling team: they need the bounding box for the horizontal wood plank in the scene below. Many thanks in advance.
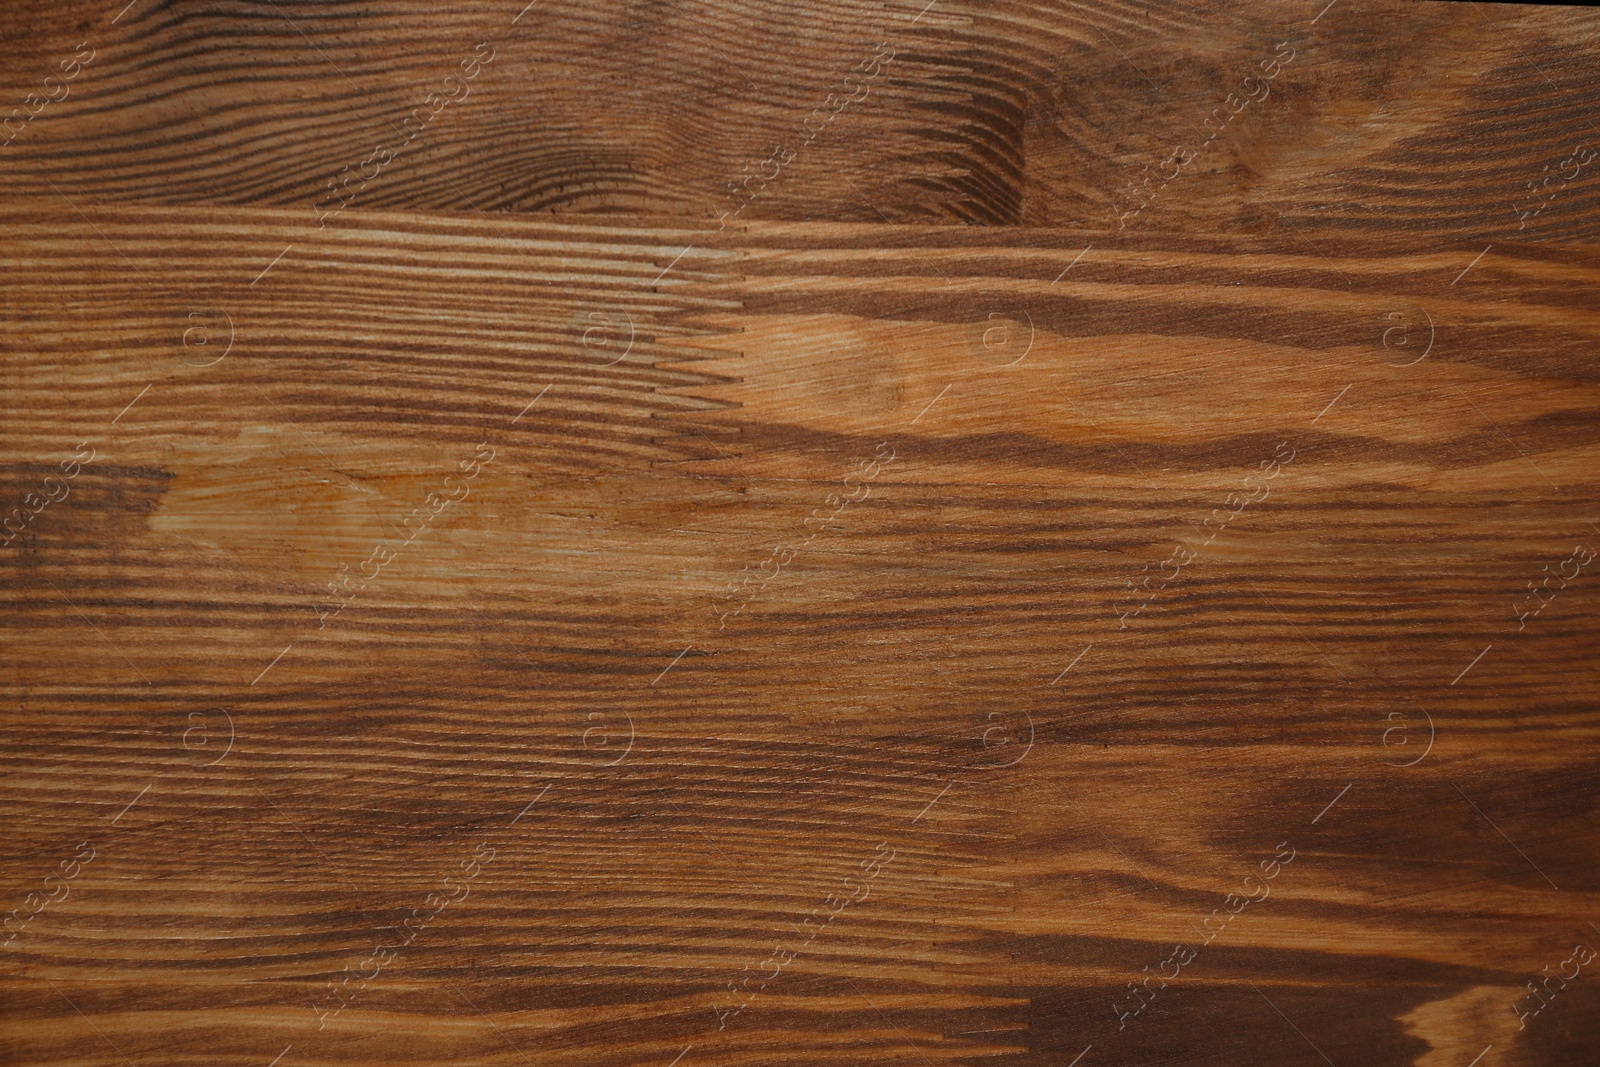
[2,204,1597,1065]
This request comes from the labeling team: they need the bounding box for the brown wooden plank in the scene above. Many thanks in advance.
[1,201,1597,1066]
[0,2,1597,239]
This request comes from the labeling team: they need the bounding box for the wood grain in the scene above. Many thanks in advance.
[3,1,1598,234]
[2,3,1599,1067]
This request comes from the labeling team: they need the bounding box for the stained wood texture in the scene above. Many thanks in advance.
[3,3,1600,1067]
[2,0,1598,235]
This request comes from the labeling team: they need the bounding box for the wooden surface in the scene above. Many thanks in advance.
[3,3,1599,1067]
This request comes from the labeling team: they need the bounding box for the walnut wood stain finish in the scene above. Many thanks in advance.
[2,2,1598,1066]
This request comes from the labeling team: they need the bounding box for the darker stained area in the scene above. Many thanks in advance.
[1019,978,1437,1067]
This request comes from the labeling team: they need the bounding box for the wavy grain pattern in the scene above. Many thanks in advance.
[0,1,1594,237]
[3,1,1600,1066]
[2,205,1597,1066]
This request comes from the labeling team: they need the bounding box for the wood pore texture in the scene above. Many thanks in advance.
[1,2,1598,1067]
